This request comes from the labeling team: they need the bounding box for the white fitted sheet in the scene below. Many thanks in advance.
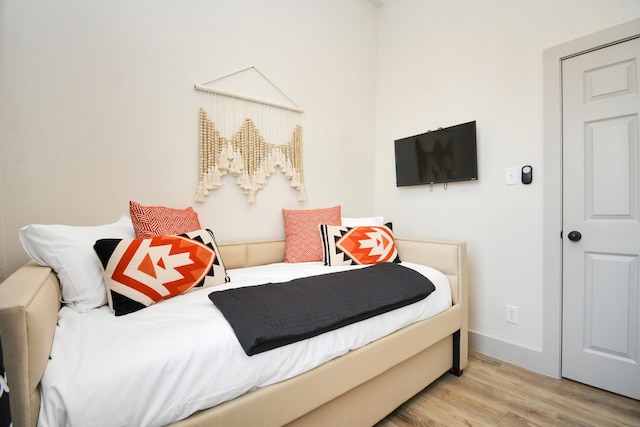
[38,261,451,427]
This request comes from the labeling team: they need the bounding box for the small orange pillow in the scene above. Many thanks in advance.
[129,201,202,238]
[319,224,400,266]
[282,205,342,262]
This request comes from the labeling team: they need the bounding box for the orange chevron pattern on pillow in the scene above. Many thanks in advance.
[283,206,342,262]
[129,200,201,238]
[319,224,400,266]
[94,229,228,315]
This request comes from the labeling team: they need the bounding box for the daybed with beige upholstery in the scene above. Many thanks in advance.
[0,237,467,427]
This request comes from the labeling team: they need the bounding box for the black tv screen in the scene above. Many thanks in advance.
[394,121,477,187]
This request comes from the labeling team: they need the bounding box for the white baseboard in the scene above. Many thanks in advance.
[469,331,561,378]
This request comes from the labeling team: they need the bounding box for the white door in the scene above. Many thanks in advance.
[562,37,640,399]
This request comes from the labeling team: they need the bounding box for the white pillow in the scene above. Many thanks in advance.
[342,216,384,227]
[19,216,135,312]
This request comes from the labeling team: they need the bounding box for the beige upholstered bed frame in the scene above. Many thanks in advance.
[0,237,468,427]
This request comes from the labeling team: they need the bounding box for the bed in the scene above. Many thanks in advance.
[0,236,468,427]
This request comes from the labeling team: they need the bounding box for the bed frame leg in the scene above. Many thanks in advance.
[449,330,463,376]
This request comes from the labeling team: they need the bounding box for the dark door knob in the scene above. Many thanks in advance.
[568,231,582,241]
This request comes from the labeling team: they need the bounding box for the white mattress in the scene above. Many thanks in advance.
[38,261,452,427]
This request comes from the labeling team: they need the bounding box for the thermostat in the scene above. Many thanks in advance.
[522,165,533,184]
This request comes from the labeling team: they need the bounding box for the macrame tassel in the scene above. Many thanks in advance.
[226,141,236,160]
[229,151,244,176]
[291,171,300,188]
[218,144,230,171]
[241,172,251,190]
[270,150,277,170]
[202,178,210,195]
[268,155,276,176]
[273,148,283,169]
[284,158,294,178]
[208,166,223,189]
[205,170,214,189]
[194,181,207,203]
[256,166,267,186]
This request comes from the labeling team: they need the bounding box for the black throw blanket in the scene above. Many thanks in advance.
[208,263,435,355]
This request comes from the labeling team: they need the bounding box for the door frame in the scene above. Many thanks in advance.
[542,18,640,378]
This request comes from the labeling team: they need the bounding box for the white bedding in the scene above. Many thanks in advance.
[38,261,451,427]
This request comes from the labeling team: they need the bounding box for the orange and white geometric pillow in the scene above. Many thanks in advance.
[94,229,228,315]
[319,224,400,266]
[129,200,202,238]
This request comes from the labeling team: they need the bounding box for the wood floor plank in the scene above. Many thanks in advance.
[376,351,640,427]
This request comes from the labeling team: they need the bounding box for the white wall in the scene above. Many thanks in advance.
[375,0,640,375]
[0,0,379,279]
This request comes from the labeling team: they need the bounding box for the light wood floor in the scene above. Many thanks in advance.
[376,351,640,427]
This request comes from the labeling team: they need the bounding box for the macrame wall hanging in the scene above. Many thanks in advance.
[193,67,305,204]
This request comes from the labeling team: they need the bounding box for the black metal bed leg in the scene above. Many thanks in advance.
[449,329,463,376]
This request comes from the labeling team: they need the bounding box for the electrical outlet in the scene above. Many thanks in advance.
[506,305,518,324]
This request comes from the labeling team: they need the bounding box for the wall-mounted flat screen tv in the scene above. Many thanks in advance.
[394,120,477,187]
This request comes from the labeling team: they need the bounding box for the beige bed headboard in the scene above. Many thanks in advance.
[218,240,286,269]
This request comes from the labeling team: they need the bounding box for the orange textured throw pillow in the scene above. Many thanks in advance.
[282,205,342,263]
[129,201,202,238]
